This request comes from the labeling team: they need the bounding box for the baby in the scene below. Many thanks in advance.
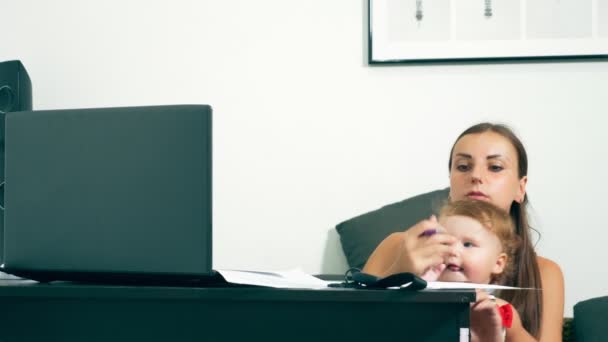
[423,199,520,285]
[422,199,520,340]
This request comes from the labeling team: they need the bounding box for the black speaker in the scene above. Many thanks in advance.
[0,60,32,114]
[0,60,32,214]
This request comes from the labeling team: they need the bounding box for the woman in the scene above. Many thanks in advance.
[363,123,564,341]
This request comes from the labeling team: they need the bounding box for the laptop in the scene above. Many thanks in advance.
[0,105,214,284]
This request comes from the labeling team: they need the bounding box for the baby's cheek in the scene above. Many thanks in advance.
[465,265,489,284]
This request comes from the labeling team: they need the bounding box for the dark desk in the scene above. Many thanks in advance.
[0,279,475,341]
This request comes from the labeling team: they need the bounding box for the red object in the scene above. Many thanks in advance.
[498,303,513,328]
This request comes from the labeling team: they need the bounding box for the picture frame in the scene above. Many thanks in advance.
[368,0,608,64]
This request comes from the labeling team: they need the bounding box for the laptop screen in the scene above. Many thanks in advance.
[1,105,212,283]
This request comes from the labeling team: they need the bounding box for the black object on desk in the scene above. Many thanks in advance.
[0,279,474,342]
[329,268,428,290]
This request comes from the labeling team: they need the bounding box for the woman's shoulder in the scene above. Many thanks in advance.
[536,255,562,272]
[536,255,564,284]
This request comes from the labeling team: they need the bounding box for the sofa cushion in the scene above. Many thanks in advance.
[574,296,608,342]
[335,188,449,269]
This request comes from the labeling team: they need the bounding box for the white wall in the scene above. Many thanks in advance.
[3,0,608,316]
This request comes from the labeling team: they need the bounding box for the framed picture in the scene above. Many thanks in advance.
[368,0,608,64]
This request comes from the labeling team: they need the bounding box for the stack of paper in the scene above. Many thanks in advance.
[217,268,526,291]
[217,269,335,289]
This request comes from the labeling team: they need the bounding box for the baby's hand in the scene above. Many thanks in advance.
[470,290,506,342]
[420,263,445,281]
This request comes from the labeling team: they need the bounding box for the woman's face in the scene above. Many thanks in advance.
[449,131,527,212]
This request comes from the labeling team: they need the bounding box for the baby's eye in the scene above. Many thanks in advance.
[463,242,474,248]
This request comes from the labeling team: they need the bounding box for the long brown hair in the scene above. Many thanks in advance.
[448,123,542,338]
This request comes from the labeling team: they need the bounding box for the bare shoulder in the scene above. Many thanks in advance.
[536,255,564,283]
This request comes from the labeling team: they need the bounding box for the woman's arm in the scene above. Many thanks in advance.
[362,216,456,277]
[537,256,565,341]
[506,256,565,342]
[362,232,406,277]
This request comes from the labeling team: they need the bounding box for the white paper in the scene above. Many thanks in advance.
[216,268,529,291]
[216,268,336,289]
[424,281,525,290]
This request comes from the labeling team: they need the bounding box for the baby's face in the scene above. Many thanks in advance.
[437,215,506,284]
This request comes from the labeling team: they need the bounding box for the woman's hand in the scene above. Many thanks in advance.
[363,216,456,277]
[363,216,457,278]
[390,215,456,276]
[470,290,508,342]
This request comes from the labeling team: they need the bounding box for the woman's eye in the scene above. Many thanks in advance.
[463,242,474,248]
[489,165,503,172]
[456,164,470,172]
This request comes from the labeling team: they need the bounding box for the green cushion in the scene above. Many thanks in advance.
[574,296,608,342]
[335,188,449,269]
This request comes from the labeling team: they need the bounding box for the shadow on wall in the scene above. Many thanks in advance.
[320,228,349,275]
